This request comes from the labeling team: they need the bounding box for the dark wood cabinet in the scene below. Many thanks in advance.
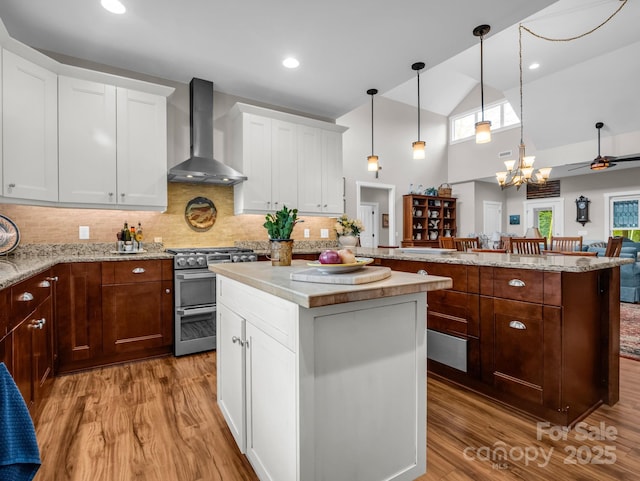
[402,194,456,247]
[376,256,617,426]
[55,259,173,372]
[101,259,173,358]
[4,269,55,417]
[54,262,103,373]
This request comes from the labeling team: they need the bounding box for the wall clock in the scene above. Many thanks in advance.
[575,195,590,226]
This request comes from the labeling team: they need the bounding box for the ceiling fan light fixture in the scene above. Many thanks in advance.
[473,24,492,144]
[590,157,610,171]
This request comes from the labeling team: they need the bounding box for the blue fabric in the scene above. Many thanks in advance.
[0,362,41,481]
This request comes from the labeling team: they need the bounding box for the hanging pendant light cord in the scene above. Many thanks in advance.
[480,33,485,122]
[520,0,627,42]
[371,93,375,155]
[519,24,524,146]
[416,69,421,141]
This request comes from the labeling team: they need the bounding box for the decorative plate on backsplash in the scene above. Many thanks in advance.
[0,214,20,255]
[185,197,217,231]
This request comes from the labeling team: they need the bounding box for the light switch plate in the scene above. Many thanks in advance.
[304,228,310,238]
[154,237,163,243]
[320,229,329,238]
[79,226,90,239]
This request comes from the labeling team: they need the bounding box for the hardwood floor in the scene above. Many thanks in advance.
[34,353,640,481]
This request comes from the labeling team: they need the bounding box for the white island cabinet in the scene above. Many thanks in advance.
[212,261,452,481]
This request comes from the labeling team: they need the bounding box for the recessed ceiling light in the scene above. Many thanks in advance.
[101,0,126,14]
[282,57,300,69]
[529,62,540,70]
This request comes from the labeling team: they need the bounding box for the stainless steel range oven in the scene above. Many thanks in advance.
[167,247,257,356]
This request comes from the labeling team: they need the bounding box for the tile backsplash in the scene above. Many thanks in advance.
[0,183,337,248]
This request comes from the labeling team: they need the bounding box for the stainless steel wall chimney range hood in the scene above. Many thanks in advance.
[168,78,247,185]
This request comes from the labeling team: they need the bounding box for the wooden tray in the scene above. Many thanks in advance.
[290,266,391,285]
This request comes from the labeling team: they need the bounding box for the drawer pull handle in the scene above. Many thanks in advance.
[509,320,527,330]
[132,267,146,274]
[39,280,51,288]
[29,318,46,330]
[18,292,34,302]
[417,269,428,276]
[508,279,525,287]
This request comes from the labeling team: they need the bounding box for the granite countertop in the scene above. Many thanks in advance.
[0,243,172,289]
[301,247,634,273]
[209,260,453,308]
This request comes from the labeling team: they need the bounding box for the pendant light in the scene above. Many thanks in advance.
[366,88,381,178]
[411,62,426,160]
[473,24,491,144]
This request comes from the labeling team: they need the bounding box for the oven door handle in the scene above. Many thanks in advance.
[177,306,217,316]
[176,272,217,280]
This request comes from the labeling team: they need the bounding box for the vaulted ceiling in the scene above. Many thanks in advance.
[0,0,638,161]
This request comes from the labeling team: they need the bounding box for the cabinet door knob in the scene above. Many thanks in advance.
[509,320,527,330]
[46,276,59,282]
[132,267,146,274]
[18,292,34,302]
[232,336,245,346]
[165,288,171,294]
[508,279,526,287]
[121,193,126,198]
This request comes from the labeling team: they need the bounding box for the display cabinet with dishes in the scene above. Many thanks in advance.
[402,194,457,247]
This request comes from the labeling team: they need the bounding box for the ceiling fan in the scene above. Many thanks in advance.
[569,122,640,171]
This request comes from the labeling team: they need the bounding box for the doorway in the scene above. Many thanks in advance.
[523,198,564,238]
[358,203,379,248]
[483,201,503,235]
[356,181,396,247]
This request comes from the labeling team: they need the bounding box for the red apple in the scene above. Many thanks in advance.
[318,250,341,264]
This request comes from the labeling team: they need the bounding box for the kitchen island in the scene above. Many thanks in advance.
[347,247,633,426]
[209,260,452,481]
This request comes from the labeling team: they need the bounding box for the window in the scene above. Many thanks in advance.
[611,197,640,241]
[450,100,519,143]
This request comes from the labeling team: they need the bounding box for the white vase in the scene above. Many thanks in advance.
[338,235,358,247]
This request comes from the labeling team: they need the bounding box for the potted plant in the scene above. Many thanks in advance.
[263,205,303,266]
[334,214,364,247]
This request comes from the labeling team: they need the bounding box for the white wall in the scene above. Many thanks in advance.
[338,96,448,242]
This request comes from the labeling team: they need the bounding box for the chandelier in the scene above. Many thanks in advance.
[495,25,551,190]
[496,0,628,189]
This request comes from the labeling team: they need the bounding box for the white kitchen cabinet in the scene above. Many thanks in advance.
[217,303,247,451]
[297,127,343,215]
[229,102,347,216]
[2,49,58,202]
[216,273,426,481]
[230,111,298,214]
[116,87,167,208]
[217,276,298,481]
[57,80,168,208]
[58,76,117,204]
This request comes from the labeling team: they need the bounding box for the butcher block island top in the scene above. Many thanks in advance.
[209,259,452,308]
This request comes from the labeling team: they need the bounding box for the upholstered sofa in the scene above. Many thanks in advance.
[587,239,640,303]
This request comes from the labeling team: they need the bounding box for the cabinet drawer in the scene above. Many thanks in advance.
[10,270,52,325]
[102,260,163,285]
[492,268,544,304]
[218,276,297,352]
[427,290,479,338]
